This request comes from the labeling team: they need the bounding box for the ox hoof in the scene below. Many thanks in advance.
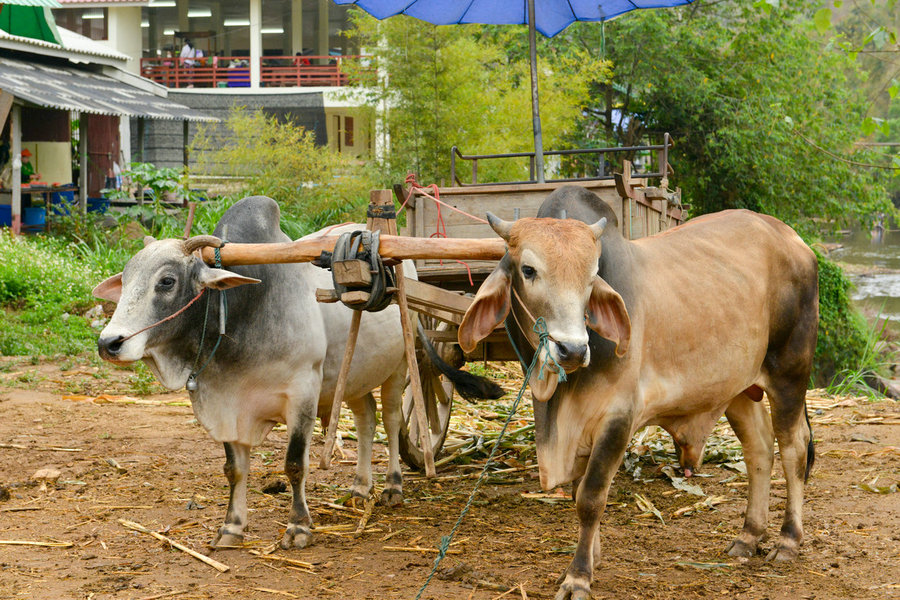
[554,576,592,600]
[379,488,403,507]
[280,525,312,550]
[726,539,757,558]
[211,529,244,549]
[765,542,799,562]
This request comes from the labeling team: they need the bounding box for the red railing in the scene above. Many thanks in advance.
[140,55,365,89]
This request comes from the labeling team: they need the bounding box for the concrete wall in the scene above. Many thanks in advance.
[130,90,327,169]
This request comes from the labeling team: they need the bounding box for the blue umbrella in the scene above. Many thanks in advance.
[334,0,694,182]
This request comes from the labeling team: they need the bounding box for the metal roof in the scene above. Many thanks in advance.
[0,56,217,121]
[2,0,62,6]
[57,0,146,4]
[0,25,130,62]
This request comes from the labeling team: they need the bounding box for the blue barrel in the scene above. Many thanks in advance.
[87,197,110,213]
[24,207,46,227]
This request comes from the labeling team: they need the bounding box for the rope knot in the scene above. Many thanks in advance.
[533,317,567,383]
[533,316,549,339]
[214,244,225,269]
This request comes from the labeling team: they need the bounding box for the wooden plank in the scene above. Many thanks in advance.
[411,178,619,197]
[340,290,370,305]
[315,288,340,303]
[401,278,472,325]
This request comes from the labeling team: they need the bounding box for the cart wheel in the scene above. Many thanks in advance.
[398,316,455,470]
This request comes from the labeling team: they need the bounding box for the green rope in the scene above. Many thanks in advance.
[413,316,565,600]
[187,245,228,389]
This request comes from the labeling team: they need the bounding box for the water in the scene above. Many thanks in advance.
[828,230,900,321]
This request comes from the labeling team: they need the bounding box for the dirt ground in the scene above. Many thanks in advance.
[0,357,898,600]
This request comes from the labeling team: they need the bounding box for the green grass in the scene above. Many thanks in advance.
[825,310,895,399]
[0,232,108,358]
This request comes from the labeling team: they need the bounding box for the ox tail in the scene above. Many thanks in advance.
[415,322,504,401]
[804,399,815,483]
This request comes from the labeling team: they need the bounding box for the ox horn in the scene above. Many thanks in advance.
[486,212,513,241]
[143,235,157,247]
[183,235,224,255]
[589,217,607,240]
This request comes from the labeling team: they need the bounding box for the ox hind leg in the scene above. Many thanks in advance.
[213,442,250,548]
[764,375,813,561]
[724,393,775,557]
[281,404,318,549]
[556,413,633,600]
[346,392,377,501]
[379,365,407,506]
[757,312,816,561]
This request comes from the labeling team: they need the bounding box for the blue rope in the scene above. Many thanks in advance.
[414,316,566,600]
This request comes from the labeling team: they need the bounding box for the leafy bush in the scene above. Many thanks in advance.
[190,107,377,234]
[813,250,872,387]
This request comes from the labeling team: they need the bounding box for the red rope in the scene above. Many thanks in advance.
[402,174,478,286]
[120,288,207,342]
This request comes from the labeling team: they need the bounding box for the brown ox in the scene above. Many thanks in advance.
[458,186,818,600]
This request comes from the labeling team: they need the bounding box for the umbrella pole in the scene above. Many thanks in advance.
[527,0,545,183]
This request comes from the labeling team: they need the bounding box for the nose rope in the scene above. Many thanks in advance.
[118,288,207,343]
[533,317,567,382]
[509,287,567,382]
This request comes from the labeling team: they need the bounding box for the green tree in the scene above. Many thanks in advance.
[189,107,377,232]
[560,1,893,231]
[346,13,609,184]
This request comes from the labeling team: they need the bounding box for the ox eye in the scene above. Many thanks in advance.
[157,276,176,290]
[521,265,536,280]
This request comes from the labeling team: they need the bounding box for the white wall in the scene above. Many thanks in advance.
[106,6,143,75]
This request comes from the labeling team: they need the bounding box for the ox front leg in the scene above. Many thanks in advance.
[724,393,775,558]
[556,415,632,600]
[213,442,250,548]
[281,409,317,550]
[349,393,377,502]
[378,368,407,506]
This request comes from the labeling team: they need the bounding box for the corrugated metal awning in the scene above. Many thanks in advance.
[0,57,217,121]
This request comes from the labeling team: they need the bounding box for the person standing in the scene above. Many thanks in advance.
[20,148,39,183]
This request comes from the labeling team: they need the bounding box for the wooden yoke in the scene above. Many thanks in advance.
[200,235,506,266]
[318,191,437,478]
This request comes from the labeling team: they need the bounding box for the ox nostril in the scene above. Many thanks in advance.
[99,335,125,357]
[556,342,586,366]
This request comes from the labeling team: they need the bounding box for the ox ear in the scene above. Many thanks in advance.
[198,267,261,290]
[458,258,512,354]
[587,277,631,357]
[93,273,123,303]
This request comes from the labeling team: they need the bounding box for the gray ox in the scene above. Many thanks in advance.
[457,186,818,600]
[93,196,493,549]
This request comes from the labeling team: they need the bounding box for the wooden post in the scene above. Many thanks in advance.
[10,103,21,235]
[317,190,437,477]
[319,310,362,469]
[137,117,145,162]
[79,115,88,213]
[369,189,436,477]
[182,120,189,168]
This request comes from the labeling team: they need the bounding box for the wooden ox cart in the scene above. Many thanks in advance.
[202,139,685,476]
